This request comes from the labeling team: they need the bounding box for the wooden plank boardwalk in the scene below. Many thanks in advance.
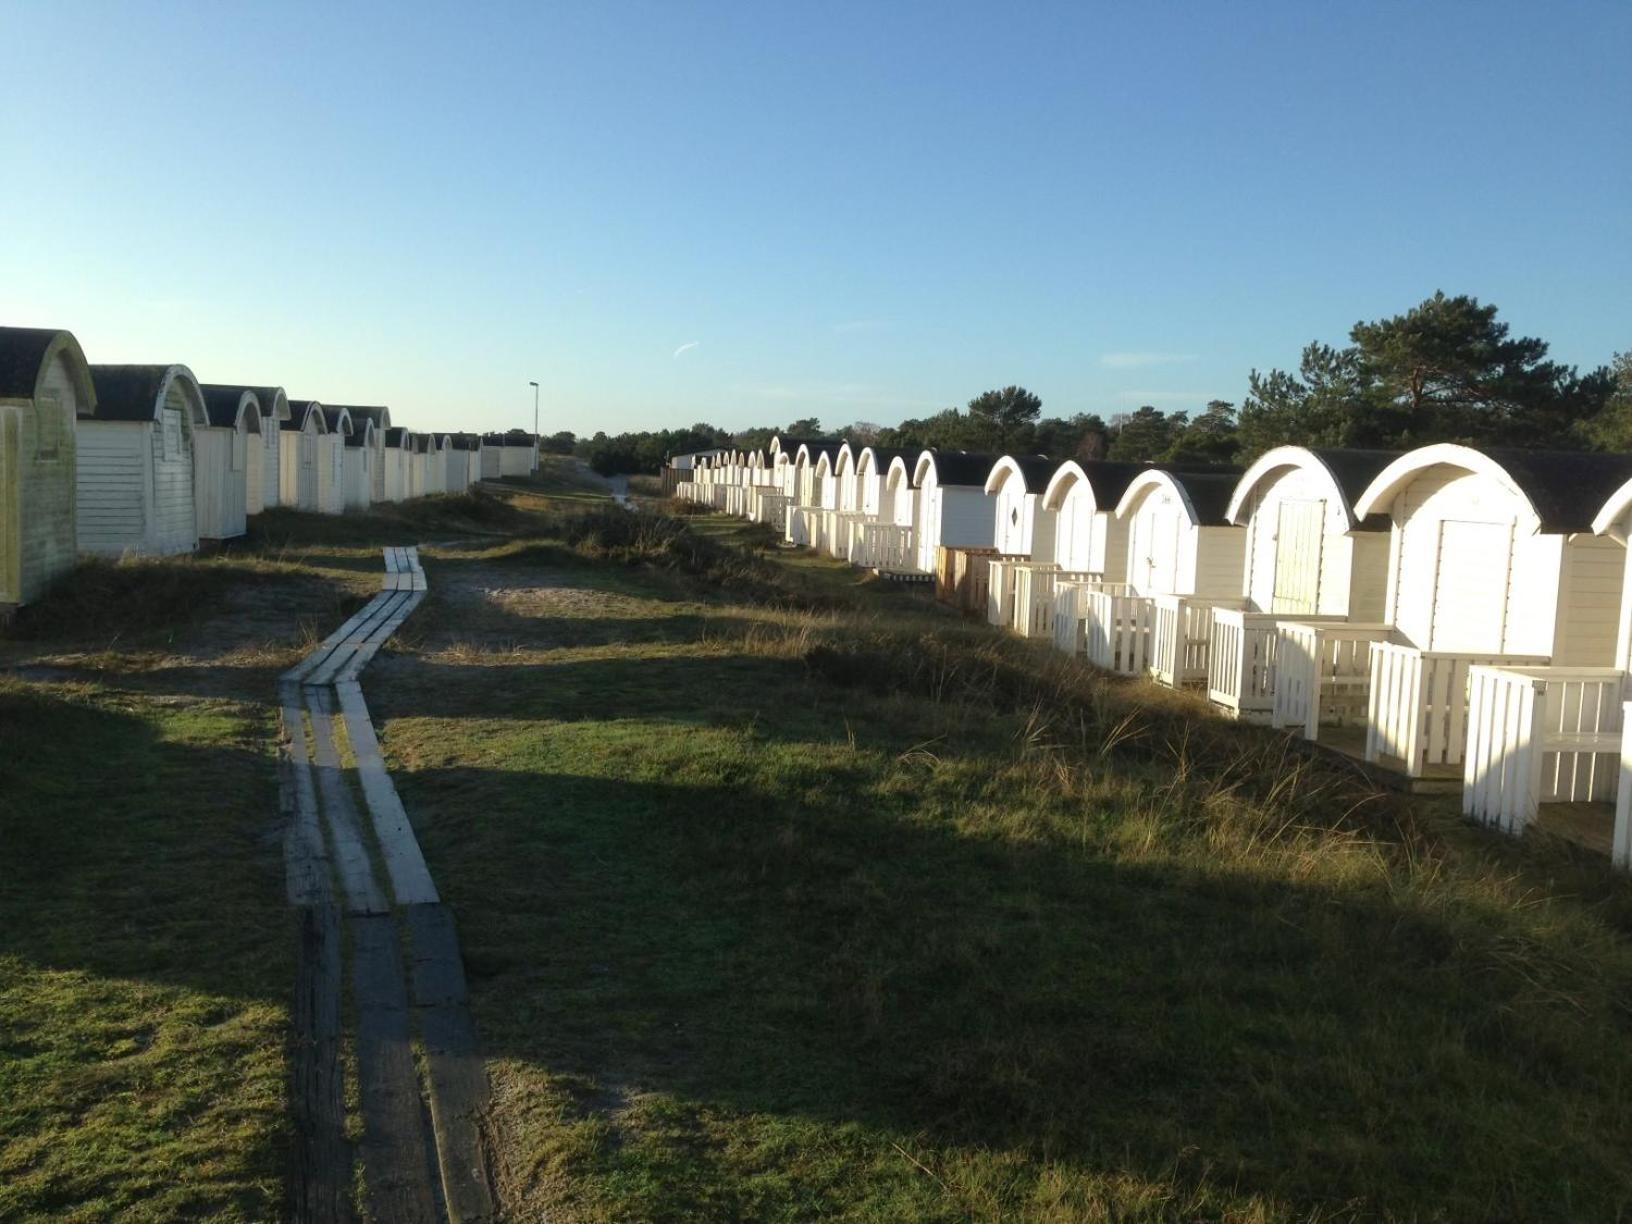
[279,546,496,1222]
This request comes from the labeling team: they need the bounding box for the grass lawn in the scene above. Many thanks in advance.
[0,489,529,1219]
[361,497,1632,1221]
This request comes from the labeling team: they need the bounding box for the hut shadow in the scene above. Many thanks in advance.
[0,686,288,1005]
[392,760,1632,1217]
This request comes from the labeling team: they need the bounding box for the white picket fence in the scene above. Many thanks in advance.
[851,521,917,571]
[1149,596,1242,688]
[1009,564,1064,638]
[1208,611,1347,723]
[1463,666,1625,833]
[1272,622,1393,738]
[827,510,869,560]
[748,490,791,531]
[1083,588,1156,675]
[1367,642,1549,776]
[786,505,820,547]
[986,559,1020,629]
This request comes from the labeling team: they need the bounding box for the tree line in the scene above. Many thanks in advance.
[564,292,1630,475]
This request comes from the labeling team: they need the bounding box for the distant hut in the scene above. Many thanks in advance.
[280,400,329,512]
[445,433,479,492]
[500,428,536,477]
[195,385,263,540]
[317,405,352,514]
[336,406,391,502]
[912,450,999,574]
[201,384,282,516]
[480,432,504,480]
[0,327,91,605]
[255,387,290,509]
[423,433,448,495]
[80,364,207,556]
[342,418,376,510]
[407,432,428,499]
[381,427,410,502]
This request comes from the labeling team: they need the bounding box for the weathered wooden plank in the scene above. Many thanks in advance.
[280,684,332,909]
[405,904,494,1221]
[334,680,441,906]
[350,914,441,1221]
[303,591,413,688]
[289,902,351,1224]
[306,690,390,916]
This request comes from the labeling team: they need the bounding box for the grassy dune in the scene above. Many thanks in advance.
[363,498,1632,1221]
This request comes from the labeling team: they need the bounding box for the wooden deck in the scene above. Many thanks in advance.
[1309,724,1464,795]
[279,547,495,1221]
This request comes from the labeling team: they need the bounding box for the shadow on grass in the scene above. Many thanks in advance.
[392,756,1632,1220]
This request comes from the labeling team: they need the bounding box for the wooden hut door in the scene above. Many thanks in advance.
[0,411,17,603]
[1270,500,1324,615]
[1429,520,1510,651]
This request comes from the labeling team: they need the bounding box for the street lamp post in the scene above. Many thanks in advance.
[529,380,540,472]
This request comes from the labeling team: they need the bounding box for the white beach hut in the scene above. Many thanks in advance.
[1343,445,1632,779]
[314,405,351,514]
[480,433,503,481]
[444,433,477,493]
[380,427,409,502]
[337,406,391,502]
[423,434,449,496]
[499,429,536,477]
[1082,469,1246,685]
[848,450,920,572]
[982,455,1067,635]
[79,364,206,557]
[254,387,289,510]
[279,400,329,512]
[0,327,91,606]
[1205,448,1396,723]
[194,386,262,541]
[342,418,376,510]
[1038,460,1151,653]
[913,450,1001,575]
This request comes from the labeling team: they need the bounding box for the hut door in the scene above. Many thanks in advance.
[1271,500,1324,615]
[1429,520,1510,651]
[0,411,17,603]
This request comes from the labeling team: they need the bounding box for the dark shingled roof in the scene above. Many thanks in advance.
[1469,448,1632,533]
[320,406,353,435]
[384,427,408,447]
[919,450,1001,488]
[332,406,390,429]
[284,400,324,432]
[481,432,506,445]
[199,385,261,430]
[1052,460,1157,510]
[448,433,480,450]
[0,327,86,401]
[995,454,1067,493]
[201,384,288,421]
[88,365,196,423]
[857,445,917,472]
[1303,449,1399,510]
[344,422,373,447]
[1168,471,1243,526]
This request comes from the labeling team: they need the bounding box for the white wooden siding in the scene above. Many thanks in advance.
[5,353,80,603]
[1552,534,1624,666]
[261,425,281,509]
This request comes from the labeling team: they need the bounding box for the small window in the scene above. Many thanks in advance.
[35,393,62,460]
[162,409,182,459]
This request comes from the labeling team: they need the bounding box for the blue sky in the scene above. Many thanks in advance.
[4,1,1628,436]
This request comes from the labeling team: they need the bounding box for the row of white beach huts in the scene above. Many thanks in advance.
[0,326,541,607]
[676,436,1632,867]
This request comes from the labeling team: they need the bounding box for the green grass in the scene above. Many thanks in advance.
[0,680,290,1219]
[10,482,1632,1219]
[368,508,1632,1221]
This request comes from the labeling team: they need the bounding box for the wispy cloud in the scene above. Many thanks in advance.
[831,318,891,335]
[672,341,700,359]
[1099,351,1197,369]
